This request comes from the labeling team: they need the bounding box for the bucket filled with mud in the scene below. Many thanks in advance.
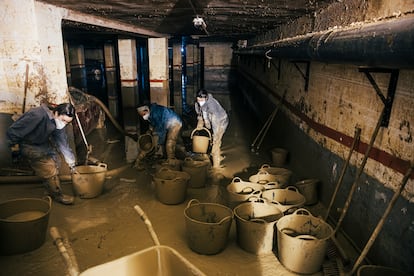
[0,196,52,255]
[234,200,283,254]
[182,157,209,188]
[73,163,108,199]
[184,199,233,255]
[276,208,333,274]
[153,168,190,205]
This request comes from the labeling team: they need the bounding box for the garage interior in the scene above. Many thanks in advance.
[0,0,413,275]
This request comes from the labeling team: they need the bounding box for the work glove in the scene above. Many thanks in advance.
[196,120,204,129]
[69,164,79,174]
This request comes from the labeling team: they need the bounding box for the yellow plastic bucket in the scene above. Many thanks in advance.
[184,199,233,255]
[190,128,211,153]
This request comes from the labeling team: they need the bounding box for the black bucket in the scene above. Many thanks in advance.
[0,197,52,255]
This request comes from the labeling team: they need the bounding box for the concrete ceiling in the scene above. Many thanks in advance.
[38,0,335,41]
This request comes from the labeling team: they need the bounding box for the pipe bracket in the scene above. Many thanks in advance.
[292,61,310,91]
[358,67,399,127]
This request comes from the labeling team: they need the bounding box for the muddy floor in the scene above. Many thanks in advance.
[0,93,344,276]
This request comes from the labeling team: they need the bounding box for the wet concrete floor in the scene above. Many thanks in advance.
[0,93,339,275]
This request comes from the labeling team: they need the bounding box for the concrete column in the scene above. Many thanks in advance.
[0,0,69,114]
[118,39,139,162]
[104,43,119,118]
[118,39,138,110]
[68,45,87,91]
[148,38,169,107]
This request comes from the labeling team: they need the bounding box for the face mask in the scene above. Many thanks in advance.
[55,119,66,130]
[143,113,150,121]
[198,100,206,107]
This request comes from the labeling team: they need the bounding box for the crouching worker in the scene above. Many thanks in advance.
[134,103,182,170]
[7,103,77,205]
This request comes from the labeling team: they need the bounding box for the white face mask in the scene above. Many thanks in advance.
[198,100,206,107]
[143,113,150,121]
[55,119,66,130]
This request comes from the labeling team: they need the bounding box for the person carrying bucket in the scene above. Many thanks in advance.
[195,89,228,170]
[134,103,182,170]
[7,103,78,205]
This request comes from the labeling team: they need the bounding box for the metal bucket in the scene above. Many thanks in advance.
[73,163,108,199]
[357,265,410,276]
[153,168,190,205]
[226,177,266,208]
[271,148,288,167]
[0,196,52,255]
[184,199,233,255]
[190,128,211,153]
[234,201,283,254]
[294,178,319,205]
[276,208,333,274]
[182,157,209,188]
[258,164,292,187]
[249,171,280,185]
[261,186,306,213]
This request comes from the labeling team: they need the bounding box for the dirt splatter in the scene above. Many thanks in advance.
[399,120,412,143]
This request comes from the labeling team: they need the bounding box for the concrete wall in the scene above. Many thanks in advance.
[239,0,414,273]
[201,42,235,93]
[0,0,69,114]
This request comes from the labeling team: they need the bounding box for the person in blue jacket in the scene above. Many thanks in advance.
[135,103,182,169]
[195,89,229,169]
[7,103,77,205]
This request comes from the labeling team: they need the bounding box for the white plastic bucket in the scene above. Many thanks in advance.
[276,208,333,274]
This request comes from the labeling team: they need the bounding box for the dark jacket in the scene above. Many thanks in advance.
[148,103,182,144]
[7,104,76,166]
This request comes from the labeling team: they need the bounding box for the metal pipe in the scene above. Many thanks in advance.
[235,16,414,69]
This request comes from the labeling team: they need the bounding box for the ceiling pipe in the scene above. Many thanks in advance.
[235,16,414,69]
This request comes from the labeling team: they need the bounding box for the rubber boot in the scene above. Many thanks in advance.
[45,176,74,205]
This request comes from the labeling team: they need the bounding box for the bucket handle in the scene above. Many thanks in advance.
[257,179,269,184]
[158,167,171,173]
[238,187,259,195]
[293,208,312,216]
[98,162,108,169]
[190,127,212,140]
[255,170,269,176]
[231,177,242,183]
[286,186,299,193]
[247,195,267,203]
[42,196,52,208]
[186,199,200,209]
[217,215,233,225]
[260,164,271,169]
[263,182,281,190]
[250,218,267,224]
[297,234,318,240]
